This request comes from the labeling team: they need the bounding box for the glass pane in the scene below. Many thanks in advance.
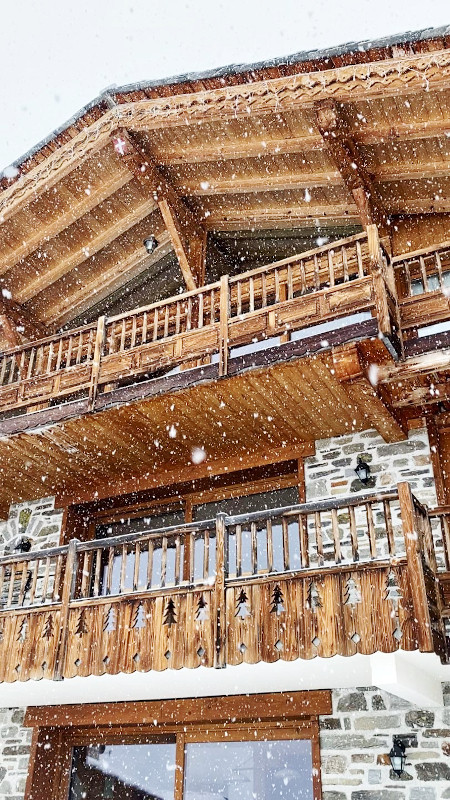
[69,742,176,800]
[95,509,185,539]
[184,739,314,800]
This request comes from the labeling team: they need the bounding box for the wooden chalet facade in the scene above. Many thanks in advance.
[1,24,450,800]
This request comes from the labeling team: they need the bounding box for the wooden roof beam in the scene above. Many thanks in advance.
[112,130,207,290]
[315,99,387,233]
[0,297,46,346]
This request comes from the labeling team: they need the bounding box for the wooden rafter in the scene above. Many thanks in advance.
[314,99,387,231]
[112,130,207,290]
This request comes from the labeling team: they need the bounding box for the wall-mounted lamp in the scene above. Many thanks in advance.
[355,456,371,485]
[143,235,158,255]
[389,737,406,776]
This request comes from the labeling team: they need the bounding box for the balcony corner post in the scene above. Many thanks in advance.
[214,513,227,668]
[397,482,434,653]
[88,315,106,411]
[218,276,229,378]
[53,538,79,681]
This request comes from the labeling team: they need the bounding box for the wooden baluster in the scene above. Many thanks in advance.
[142,311,148,344]
[383,499,396,556]
[342,246,349,282]
[7,563,16,607]
[236,281,242,316]
[0,356,7,385]
[419,256,429,292]
[120,319,126,351]
[274,269,280,304]
[76,332,83,364]
[299,513,309,568]
[203,529,210,581]
[86,329,94,363]
[18,560,28,606]
[174,536,181,586]
[349,505,359,562]
[29,560,39,605]
[45,342,54,374]
[198,292,204,328]
[53,539,78,681]
[282,517,290,571]
[365,503,377,559]
[313,254,320,289]
[93,548,102,597]
[315,511,324,567]
[210,288,216,323]
[214,513,227,668]
[40,556,51,603]
[235,524,242,578]
[146,539,154,589]
[52,554,63,602]
[398,482,433,652]
[65,336,73,369]
[55,338,64,370]
[331,508,341,564]
[131,542,140,591]
[153,308,159,341]
[35,345,44,375]
[26,348,35,379]
[8,354,17,384]
[250,522,257,574]
[266,518,274,573]
[403,260,412,297]
[130,315,137,349]
[219,275,229,377]
[105,547,114,595]
[356,240,364,277]
[161,536,168,587]
[328,250,335,287]
[80,552,91,599]
[287,263,294,300]
[435,252,444,290]
[261,273,267,308]
[442,516,450,572]
[164,304,170,337]
[88,316,105,411]
[249,277,255,312]
[119,544,127,594]
[183,531,194,583]
[299,260,307,295]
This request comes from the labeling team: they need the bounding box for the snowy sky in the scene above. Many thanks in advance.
[0,0,449,172]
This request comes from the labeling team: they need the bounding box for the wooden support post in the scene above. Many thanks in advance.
[218,275,229,377]
[425,413,447,505]
[214,512,227,668]
[397,482,434,652]
[53,538,79,681]
[88,315,105,410]
[367,224,391,337]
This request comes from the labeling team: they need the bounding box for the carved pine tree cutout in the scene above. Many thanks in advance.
[307,581,322,611]
[163,598,177,627]
[235,588,251,619]
[17,619,27,642]
[75,609,88,636]
[42,614,54,639]
[104,606,116,632]
[270,585,285,616]
[196,595,209,622]
[385,570,402,607]
[344,577,362,607]
[132,602,146,629]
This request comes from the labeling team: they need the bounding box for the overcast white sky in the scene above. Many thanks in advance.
[0,0,449,172]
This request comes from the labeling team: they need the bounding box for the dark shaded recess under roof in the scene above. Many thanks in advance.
[67,225,361,328]
[2,24,449,179]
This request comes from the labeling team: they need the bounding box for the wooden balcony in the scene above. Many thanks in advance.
[0,228,399,420]
[395,239,450,331]
[0,482,447,684]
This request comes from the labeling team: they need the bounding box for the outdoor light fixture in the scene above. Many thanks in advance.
[355,456,371,484]
[389,737,406,776]
[12,536,32,553]
[143,235,158,254]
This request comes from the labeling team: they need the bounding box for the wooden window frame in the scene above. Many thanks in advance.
[24,691,329,800]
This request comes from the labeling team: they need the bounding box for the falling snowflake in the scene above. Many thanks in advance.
[191,446,206,464]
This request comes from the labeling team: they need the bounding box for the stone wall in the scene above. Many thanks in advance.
[304,427,436,508]
[0,497,63,558]
[320,684,450,800]
[0,708,30,800]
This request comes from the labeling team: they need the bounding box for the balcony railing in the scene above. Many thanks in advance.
[0,482,446,684]
[394,239,450,330]
[0,227,399,418]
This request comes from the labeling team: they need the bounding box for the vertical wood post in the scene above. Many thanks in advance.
[88,315,105,410]
[53,538,79,681]
[367,224,391,336]
[218,275,229,377]
[397,482,434,652]
[214,513,227,668]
